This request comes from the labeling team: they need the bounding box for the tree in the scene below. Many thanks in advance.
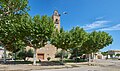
[17,48,26,61]
[69,27,88,48]
[69,27,88,62]
[17,49,33,61]
[0,0,29,63]
[116,54,120,57]
[0,19,26,63]
[82,31,113,64]
[0,0,29,16]
[51,28,71,63]
[55,50,68,58]
[26,49,34,59]
[20,15,55,65]
[70,48,83,59]
[101,51,108,56]
[82,31,113,54]
[6,40,25,60]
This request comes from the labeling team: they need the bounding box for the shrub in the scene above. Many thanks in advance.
[47,57,51,61]
[17,49,33,61]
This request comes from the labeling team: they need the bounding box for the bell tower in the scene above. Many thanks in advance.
[52,10,60,31]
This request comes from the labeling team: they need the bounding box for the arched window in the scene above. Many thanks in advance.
[55,19,59,24]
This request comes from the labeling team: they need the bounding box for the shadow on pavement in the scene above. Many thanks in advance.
[0,60,33,64]
[40,61,64,66]
[0,60,64,66]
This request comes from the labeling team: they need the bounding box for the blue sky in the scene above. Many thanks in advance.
[28,0,120,51]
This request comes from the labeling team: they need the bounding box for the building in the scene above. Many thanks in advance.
[0,46,10,59]
[84,52,104,60]
[52,10,60,31]
[27,10,60,61]
[93,52,104,59]
[108,50,120,58]
[36,44,57,61]
[108,50,120,55]
[0,46,4,59]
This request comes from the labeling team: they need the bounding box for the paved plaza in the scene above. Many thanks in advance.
[0,59,120,71]
[32,66,120,71]
[32,60,120,71]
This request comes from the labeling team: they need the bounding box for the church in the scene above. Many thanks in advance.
[27,10,61,61]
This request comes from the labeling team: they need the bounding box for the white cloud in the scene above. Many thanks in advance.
[82,20,110,30]
[99,24,120,31]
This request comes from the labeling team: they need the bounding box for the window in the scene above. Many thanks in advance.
[55,19,59,24]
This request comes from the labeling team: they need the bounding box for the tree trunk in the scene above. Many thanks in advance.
[3,47,6,63]
[12,53,14,60]
[92,53,93,59]
[88,54,91,65]
[14,52,16,61]
[76,49,78,63]
[33,48,37,65]
[61,49,64,64]
[91,53,94,62]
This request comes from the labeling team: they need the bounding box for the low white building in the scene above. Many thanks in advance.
[0,46,4,59]
[108,50,120,58]
[108,50,120,55]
